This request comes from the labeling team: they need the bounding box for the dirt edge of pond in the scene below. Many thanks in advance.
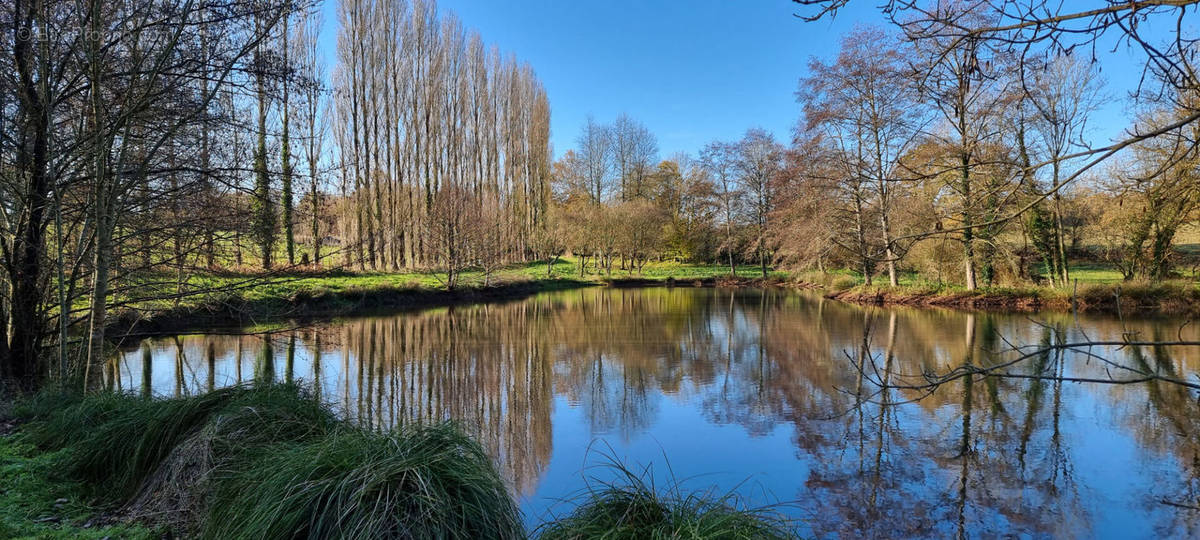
[826,284,1200,316]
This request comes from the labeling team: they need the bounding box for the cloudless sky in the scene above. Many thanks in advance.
[430,0,893,157]
[318,0,1156,160]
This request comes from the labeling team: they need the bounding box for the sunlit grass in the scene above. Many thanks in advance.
[101,257,786,316]
[1065,262,1126,284]
[17,385,337,501]
[0,438,157,539]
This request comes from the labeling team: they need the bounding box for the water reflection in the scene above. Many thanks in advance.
[112,288,1200,538]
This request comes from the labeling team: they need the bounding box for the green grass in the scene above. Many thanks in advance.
[101,254,1200,331]
[178,257,778,298]
[0,437,157,539]
[17,385,337,502]
[1063,262,1126,284]
[824,265,1200,314]
[536,458,796,540]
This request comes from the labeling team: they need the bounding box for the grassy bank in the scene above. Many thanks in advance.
[108,259,790,339]
[108,257,1200,340]
[0,385,797,539]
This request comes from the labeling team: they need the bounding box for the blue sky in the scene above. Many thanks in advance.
[317,0,1155,160]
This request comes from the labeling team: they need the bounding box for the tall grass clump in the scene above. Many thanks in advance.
[206,424,523,540]
[536,460,796,540]
[18,384,336,501]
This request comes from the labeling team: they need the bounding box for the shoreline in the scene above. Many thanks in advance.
[105,269,1200,345]
[105,274,795,345]
[825,282,1200,316]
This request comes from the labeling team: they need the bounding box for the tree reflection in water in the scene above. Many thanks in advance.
[112,288,1200,537]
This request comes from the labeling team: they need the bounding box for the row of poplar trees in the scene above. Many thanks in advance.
[334,0,552,272]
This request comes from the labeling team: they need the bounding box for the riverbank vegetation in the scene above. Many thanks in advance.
[0,384,795,539]
[97,258,789,338]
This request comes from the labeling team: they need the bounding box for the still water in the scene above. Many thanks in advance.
[111,287,1200,538]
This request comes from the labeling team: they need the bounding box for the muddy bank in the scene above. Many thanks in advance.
[604,275,798,288]
[826,284,1200,316]
[827,289,1051,312]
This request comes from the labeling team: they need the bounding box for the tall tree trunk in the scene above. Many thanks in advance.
[1052,161,1069,285]
[85,211,113,389]
[310,164,321,265]
[854,191,872,286]
[880,209,898,287]
[0,279,9,378]
[961,153,977,291]
[7,0,52,385]
[281,12,295,266]
[84,0,114,387]
[252,18,274,270]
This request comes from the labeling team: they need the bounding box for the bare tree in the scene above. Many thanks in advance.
[425,184,475,289]
[1025,55,1103,285]
[735,129,785,278]
[700,141,743,276]
[474,199,507,287]
[907,6,1015,290]
[613,200,667,273]
[295,6,328,266]
[0,0,297,386]
[252,7,278,270]
[577,116,614,205]
[792,0,1200,265]
[799,26,925,286]
[530,208,568,277]
[611,114,659,201]
[333,0,551,274]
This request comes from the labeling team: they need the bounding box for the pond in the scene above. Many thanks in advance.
[111,287,1200,538]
